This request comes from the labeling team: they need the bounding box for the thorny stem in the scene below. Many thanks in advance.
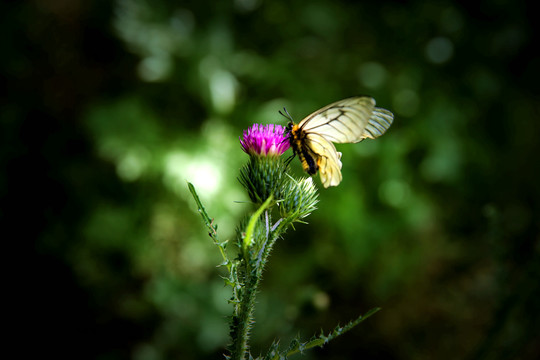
[230,267,261,360]
[231,197,274,360]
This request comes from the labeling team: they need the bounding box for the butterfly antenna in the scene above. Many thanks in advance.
[279,107,294,122]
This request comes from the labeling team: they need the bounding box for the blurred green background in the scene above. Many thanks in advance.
[2,0,539,359]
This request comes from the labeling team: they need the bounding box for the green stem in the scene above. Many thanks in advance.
[231,226,283,360]
[230,196,274,360]
[230,269,261,360]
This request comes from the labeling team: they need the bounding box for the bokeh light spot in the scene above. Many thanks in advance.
[393,89,420,117]
[138,55,173,82]
[164,151,221,197]
[209,69,237,114]
[358,62,388,89]
[116,146,150,181]
[379,179,410,207]
[425,36,454,64]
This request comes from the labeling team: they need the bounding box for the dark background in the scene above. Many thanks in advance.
[2,0,539,359]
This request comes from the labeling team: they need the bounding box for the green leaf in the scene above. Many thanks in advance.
[264,307,381,360]
[187,182,230,270]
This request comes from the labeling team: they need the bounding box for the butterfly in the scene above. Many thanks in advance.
[282,96,394,188]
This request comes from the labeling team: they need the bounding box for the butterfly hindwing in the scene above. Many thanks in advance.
[304,132,343,188]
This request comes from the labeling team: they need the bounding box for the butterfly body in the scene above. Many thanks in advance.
[285,96,394,188]
[289,123,319,175]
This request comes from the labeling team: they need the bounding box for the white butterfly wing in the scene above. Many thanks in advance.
[298,97,394,144]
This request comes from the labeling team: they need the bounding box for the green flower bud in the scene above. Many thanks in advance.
[278,176,319,222]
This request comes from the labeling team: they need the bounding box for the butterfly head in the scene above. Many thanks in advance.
[279,107,296,138]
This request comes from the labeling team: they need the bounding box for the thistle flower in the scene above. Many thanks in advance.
[239,124,290,204]
[240,124,290,156]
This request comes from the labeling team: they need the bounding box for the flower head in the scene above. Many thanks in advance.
[240,124,290,156]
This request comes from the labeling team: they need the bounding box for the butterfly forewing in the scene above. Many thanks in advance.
[299,97,374,129]
[298,97,392,144]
